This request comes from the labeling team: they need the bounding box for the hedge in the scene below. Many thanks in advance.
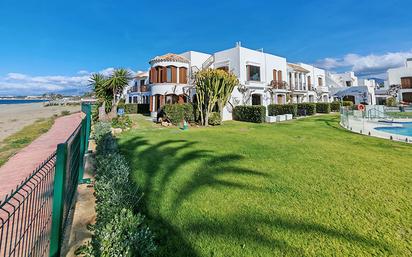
[342,101,354,107]
[233,105,266,123]
[163,103,194,124]
[268,104,297,117]
[78,122,157,256]
[316,103,331,114]
[330,101,340,112]
[124,104,138,114]
[297,103,316,116]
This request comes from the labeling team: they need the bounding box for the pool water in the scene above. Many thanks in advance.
[375,122,412,136]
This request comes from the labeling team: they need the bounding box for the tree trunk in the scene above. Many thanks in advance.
[204,111,209,127]
[98,102,109,121]
[108,104,118,120]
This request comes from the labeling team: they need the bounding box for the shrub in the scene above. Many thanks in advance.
[233,105,266,123]
[316,103,331,114]
[93,122,111,142]
[117,99,126,109]
[78,129,157,257]
[208,112,221,126]
[268,104,297,117]
[163,103,194,124]
[297,103,316,116]
[330,101,340,112]
[386,97,397,107]
[61,110,71,116]
[92,105,99,123]
[111,115,132,129]
[342,101,353,107]
[124,104,138,114]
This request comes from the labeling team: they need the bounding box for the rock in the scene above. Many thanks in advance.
[111,127,123,135]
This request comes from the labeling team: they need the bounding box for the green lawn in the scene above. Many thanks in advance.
[118,114,412,257]
[386,112,412,118]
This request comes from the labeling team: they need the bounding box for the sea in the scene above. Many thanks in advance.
[0,99,47,105]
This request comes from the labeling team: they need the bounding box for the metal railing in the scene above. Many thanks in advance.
[0,103,91,257]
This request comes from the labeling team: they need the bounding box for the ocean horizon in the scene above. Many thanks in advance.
[0,99,47,105]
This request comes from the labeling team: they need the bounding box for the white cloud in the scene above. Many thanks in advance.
[0,67,138,96]
[316,50,412,77]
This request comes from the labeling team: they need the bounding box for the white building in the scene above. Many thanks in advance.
[126,43,330,120]
[387,58,412,103]
[326,71,376,105]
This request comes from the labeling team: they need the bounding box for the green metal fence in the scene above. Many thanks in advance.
[0,103,91,257]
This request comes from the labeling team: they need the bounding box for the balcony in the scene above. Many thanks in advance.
[128,85,149,93]
[316,86,329,93]
[269,80,288,90]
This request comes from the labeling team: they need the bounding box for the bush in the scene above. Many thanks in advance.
[92,105,99,123]
[78,128,157,257]
[61,110,71,116]
[208,112,221,126]
[297,103,316,116]
[386,97,397,107]
[163,103,194,124]
[342,101,354,107]
[316,103,331,113]
[268,104,297,117]
[330,101,340,112]
[111,115,132,129]
[233,105,266,123]
[117,99,126,110]
[93,122,111,142]
[125,104,138,114]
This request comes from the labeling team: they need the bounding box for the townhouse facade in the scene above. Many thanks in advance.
[387,58,412,103]
[126,43,330,120]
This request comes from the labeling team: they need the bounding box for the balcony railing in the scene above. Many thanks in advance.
[269,80,288,90]
[129,85,149,93]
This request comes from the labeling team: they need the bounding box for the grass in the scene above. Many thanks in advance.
[386,112,412,118]
[118,114,412,256]
[0,118,55,166]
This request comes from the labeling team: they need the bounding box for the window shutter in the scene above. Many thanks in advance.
[161,67,167,83]
[171,66,177,83]
[278,70,282,83]
[273,69,277,81]
[179,67,187,84]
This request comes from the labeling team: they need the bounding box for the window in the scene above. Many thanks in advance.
[140,79,145,86]
[217,66,229,72]
[318,77,323,86]
[346,81,352,87]
[401,77,412,89]
[252,94,262,105]
[166,94,179,104]
[247,65,260,81]
[166,67,172,82]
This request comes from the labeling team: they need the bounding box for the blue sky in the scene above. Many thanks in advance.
[0,0,411,95]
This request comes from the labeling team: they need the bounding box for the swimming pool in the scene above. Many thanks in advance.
[375,122,412,136]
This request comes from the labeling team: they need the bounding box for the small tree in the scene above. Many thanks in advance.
[195,69,238,126]
[90,69,132,121]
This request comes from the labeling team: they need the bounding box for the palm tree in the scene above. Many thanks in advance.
[104,68,132,118]
[89,73,111,121]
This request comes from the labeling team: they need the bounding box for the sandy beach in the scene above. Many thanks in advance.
[0,103,80,142]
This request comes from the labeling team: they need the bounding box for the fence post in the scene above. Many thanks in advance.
[78,120,86,183]
[82,103,91,151]
[49,143,67,257]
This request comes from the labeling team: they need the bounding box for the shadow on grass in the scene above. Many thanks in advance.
[119,132,394,256]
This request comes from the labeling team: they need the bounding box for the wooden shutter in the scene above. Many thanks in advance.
[278,70,282,83]
[273,69,277,81]
[179,67,187,84]
[171,66,177,83]
[149,67,155,83]
[161,67,167,83]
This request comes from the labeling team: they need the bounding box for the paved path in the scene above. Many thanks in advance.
[0,113,83,200]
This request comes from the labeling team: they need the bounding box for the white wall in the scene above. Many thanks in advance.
[180,51,211,69]
[387,67,412,85]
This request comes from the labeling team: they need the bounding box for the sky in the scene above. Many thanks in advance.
[0,0,411,95]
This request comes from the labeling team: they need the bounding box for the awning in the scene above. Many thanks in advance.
[333,86,368,98]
